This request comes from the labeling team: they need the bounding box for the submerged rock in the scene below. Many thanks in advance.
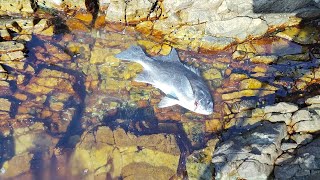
[69,126,180,179]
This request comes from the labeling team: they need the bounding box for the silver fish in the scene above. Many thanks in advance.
[115,45,214,115]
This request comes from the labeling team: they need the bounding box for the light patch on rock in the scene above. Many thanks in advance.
[264,102,298,114]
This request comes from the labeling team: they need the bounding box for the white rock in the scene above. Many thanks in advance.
[264,102,298,114]
[293,114,320,133]
[291,110,312,125]
[266,113,292,125]
[205,17,268,41]
[305,95,320,105]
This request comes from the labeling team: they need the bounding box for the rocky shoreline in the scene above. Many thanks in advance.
[0,0,319,179]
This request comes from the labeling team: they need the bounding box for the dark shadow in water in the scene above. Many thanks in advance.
[0,132,15,168]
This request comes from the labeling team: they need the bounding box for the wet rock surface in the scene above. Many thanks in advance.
[0,0,319,179]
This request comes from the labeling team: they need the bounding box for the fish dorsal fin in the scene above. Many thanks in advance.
[158,96,179,108]
[153,48,181,63]
[183,64,201,76]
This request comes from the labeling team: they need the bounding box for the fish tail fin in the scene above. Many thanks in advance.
[115,45,151,62]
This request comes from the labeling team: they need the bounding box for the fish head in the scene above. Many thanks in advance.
[193,89,214,115]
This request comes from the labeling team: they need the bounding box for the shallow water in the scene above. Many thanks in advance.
[0,8,320,179]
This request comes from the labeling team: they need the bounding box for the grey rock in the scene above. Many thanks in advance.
[213,121,287,180]
[275,138,320,179]
[264,102,298,114]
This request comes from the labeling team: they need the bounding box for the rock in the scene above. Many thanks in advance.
[0,153,33,179]
[250,55,278,64]
[265,112,292,125]
[105,0,156,24]
[70,126,180,179]
[203,68,222,80]
[0,0,34,14]
[24,68,75,95]
[276,26,319,44]
[37,0,86,10]
[121,162,175,180]
[0,98,11,112]
[293,114,320,133]
[264,102,298,114]
[222,90,274,101]
[186,138,218,180]
[213,121,287,180]
[0,41,24,53]
[239,78,263,90]
[291,109,312,125]
[274,137,320,179]
[0,81,11,96]
[231,99,257,113]
[205,17,269,42]
[0,29,11,40]
[281,142,298,151]
[305,95,320,105]
[291,133,313,145]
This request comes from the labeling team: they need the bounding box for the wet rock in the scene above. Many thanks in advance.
[121,162,175,180]
[275,137,320,180]
[24,68,75,95]
[187,138,218,179]
[250,55,278,64]
[222,89,274,101]
[33,19,54,36]
[203,68,222,80]
[213,121,287,180]
[0,98,11,112]
[0,41,24,53]
[0,153,33,179]
[239,78,263,90]
[264,102,298,114]
[0,81,12,96]
[0,0,34,14]
[70,126,180,179]
[231,99,257,113]
[276,26,319,44]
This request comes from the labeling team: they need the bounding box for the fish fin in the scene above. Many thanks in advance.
[180,75,195,97]
[135,71,153,84]
[115,45,153,62]
[158,96,179,108]
[153,48,181,63]
[183,64,201,76]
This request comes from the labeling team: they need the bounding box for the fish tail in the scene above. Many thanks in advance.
[115,45,151,63]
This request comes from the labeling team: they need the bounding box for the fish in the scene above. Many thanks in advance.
[115,45,214,115]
